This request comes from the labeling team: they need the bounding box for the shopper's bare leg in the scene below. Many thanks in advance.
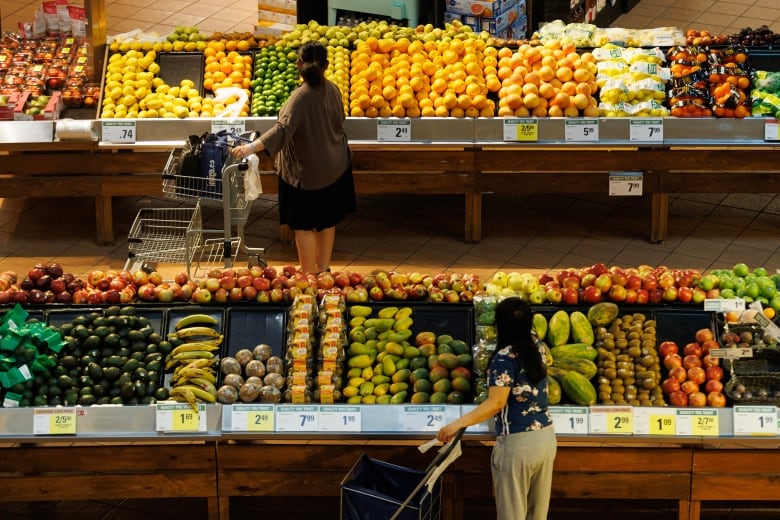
[315,226,336,273]
[294,229,318,274]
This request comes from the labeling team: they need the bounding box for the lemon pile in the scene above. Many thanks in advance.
[326,46,351,114]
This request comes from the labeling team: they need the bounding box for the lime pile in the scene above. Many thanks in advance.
[250,46,299,116]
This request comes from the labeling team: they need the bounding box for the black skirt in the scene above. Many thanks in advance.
[278,163,356,231]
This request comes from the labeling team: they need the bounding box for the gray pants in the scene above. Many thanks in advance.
[491,425,557,520]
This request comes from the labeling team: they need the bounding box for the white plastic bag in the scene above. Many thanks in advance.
[244,154,263,201]
[213,87,249,119]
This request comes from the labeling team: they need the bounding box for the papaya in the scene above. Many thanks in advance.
[587,302,619,327]
[532,313,547,341]
[350,305,373,318]
[378,307,399,319]
[561,370,597,406]
[547,366,568,382]
[546,310,570,347]
[541,341,554,366]
[547,375,562,405]
[552,357,598,380]
[550,343,598,362]
[569,311,594,345]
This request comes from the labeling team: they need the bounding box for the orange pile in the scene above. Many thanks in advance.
[494,40,599,118]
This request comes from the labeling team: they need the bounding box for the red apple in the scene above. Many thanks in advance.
[119,287,135,303]
[220,275,237,291]
[283,265,298,277]
[662,377,681,395]
[664,353,683,371]
[349,272,364,286]
[369,286,384,301]
[546,287,563,303]
[269,288,284,303]
[229,287,244,301]
[87,290,105,305]
[688,391,707,407]
[624,288,638,304]
[317,273,335,290]
[658,341,679,357]
[677,286,693,303]
[538,273,555,286]
[683,342,702,357]
[669,365,687,383]
[562,275,581,290]
[626,274,642,290]
[702,354,719,368]
[263,266,277,280]
[131,270,148,287]
[683,354,702,370]
[691,287,707,304]
[235,267,251,278]
[695,328,714,344]
[706,391,726,407]
[635,289,649,304]
[157,287,175,302]
[193,288,212,303]
[610,267,628,287]
[705,379,723,394]
[705,365,724,382]
[648,288,664,304]
[333,271,350,289]
[641,273,658,291]
[148,271,163,285]
[658,272,676,290]
[705,288,720,299]
[580,273,597,288]
[581,285,602,304]
[252,276,271,291]
[49,278,66,294]
[589,262,609,276]
[236,275,252,289]
[27,267,45,281]
[137,283,157,301]
[256,290,271,303]
[72,289,88,304]
[687,366,706,385]
[681,380,700,395]
[669,390,688,407]
[562,287,579,305]
[241,285,257,300]
[213,288,229,302]
[203,277,220,292]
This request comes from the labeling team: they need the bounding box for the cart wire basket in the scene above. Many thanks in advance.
[161,147,252,226]
[125,203,202,270]
[340,429,464,520]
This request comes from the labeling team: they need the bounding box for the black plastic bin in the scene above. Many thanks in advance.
[341,454,441,520]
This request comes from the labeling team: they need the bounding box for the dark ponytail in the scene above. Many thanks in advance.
[495,297,546,384]
[298,41,328,88]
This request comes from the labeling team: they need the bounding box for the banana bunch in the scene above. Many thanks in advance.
[165,314,223,410]
[343,305,416,404]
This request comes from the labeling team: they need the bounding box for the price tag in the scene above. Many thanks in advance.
[709,347,752,359]
[403,405,446,432]
[609,172,643,196]
[733,405,777,436]
[33,407,77,435]
[231,404,275,432]
[319,405,361,432]
[377,119,411,142]
[276,405,319,432]
[503,118,538,141]
[633,407,676,435]
[211,119,246,135]
[564,119,598,142]
[589,406,633,434]
[704,298,745,312]
[676,409,719,436]
[549,406,589,434]
[155,403,207,432]
[630,119,663,142]
[765,118,779,141]
[101,121,136,143]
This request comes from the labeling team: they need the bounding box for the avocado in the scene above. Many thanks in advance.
[57,375,73,389]
[78,394,96,406]
[103,366,122,382]
[124,359,139,373]
[96,396,111,405]
[119,306,136,316]
[87,363,103,381]
[105,306,121,317]
[134,381,147,398]
[106,356,124,368]
[120,381,135,401]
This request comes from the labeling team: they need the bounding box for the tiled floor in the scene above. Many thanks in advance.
[1,0,780,518]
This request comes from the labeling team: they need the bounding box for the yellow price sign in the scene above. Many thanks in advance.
[649,414,675,435]
[691,414,719,436]
[50,411,77,434]
[503,118,538,142]
[606,412,633,434]
[247,410,274,432]
[516,122,538,141]
[172,409,200,431]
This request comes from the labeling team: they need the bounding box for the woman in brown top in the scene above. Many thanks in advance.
[233,41,355,274]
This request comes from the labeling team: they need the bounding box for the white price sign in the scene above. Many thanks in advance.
[403,405,446,432]
[549,406,588,434]
[377,119,411,142]
[275,405,319,432]
[156,403,207,432]
[609,172,643,196]
[630,119,663,142]
[589,406,633,434]
[319,406,361,432]
[709,347,753,359]
[211,119,246,135]
[503,118,538,141]
[633,407,676,436]
[704,298,746,312]
[765,118,779,141]
[733,405,777,436]
[565,119,598,142]
[230,404,275,432]
[101,121,136,143]
[676,409,719,436]
[33,407,78,435]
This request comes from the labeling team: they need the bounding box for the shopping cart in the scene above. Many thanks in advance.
[340,429,465,520]
[125,135,266,277]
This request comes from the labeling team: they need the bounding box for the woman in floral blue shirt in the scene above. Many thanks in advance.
[438,297,556,520]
